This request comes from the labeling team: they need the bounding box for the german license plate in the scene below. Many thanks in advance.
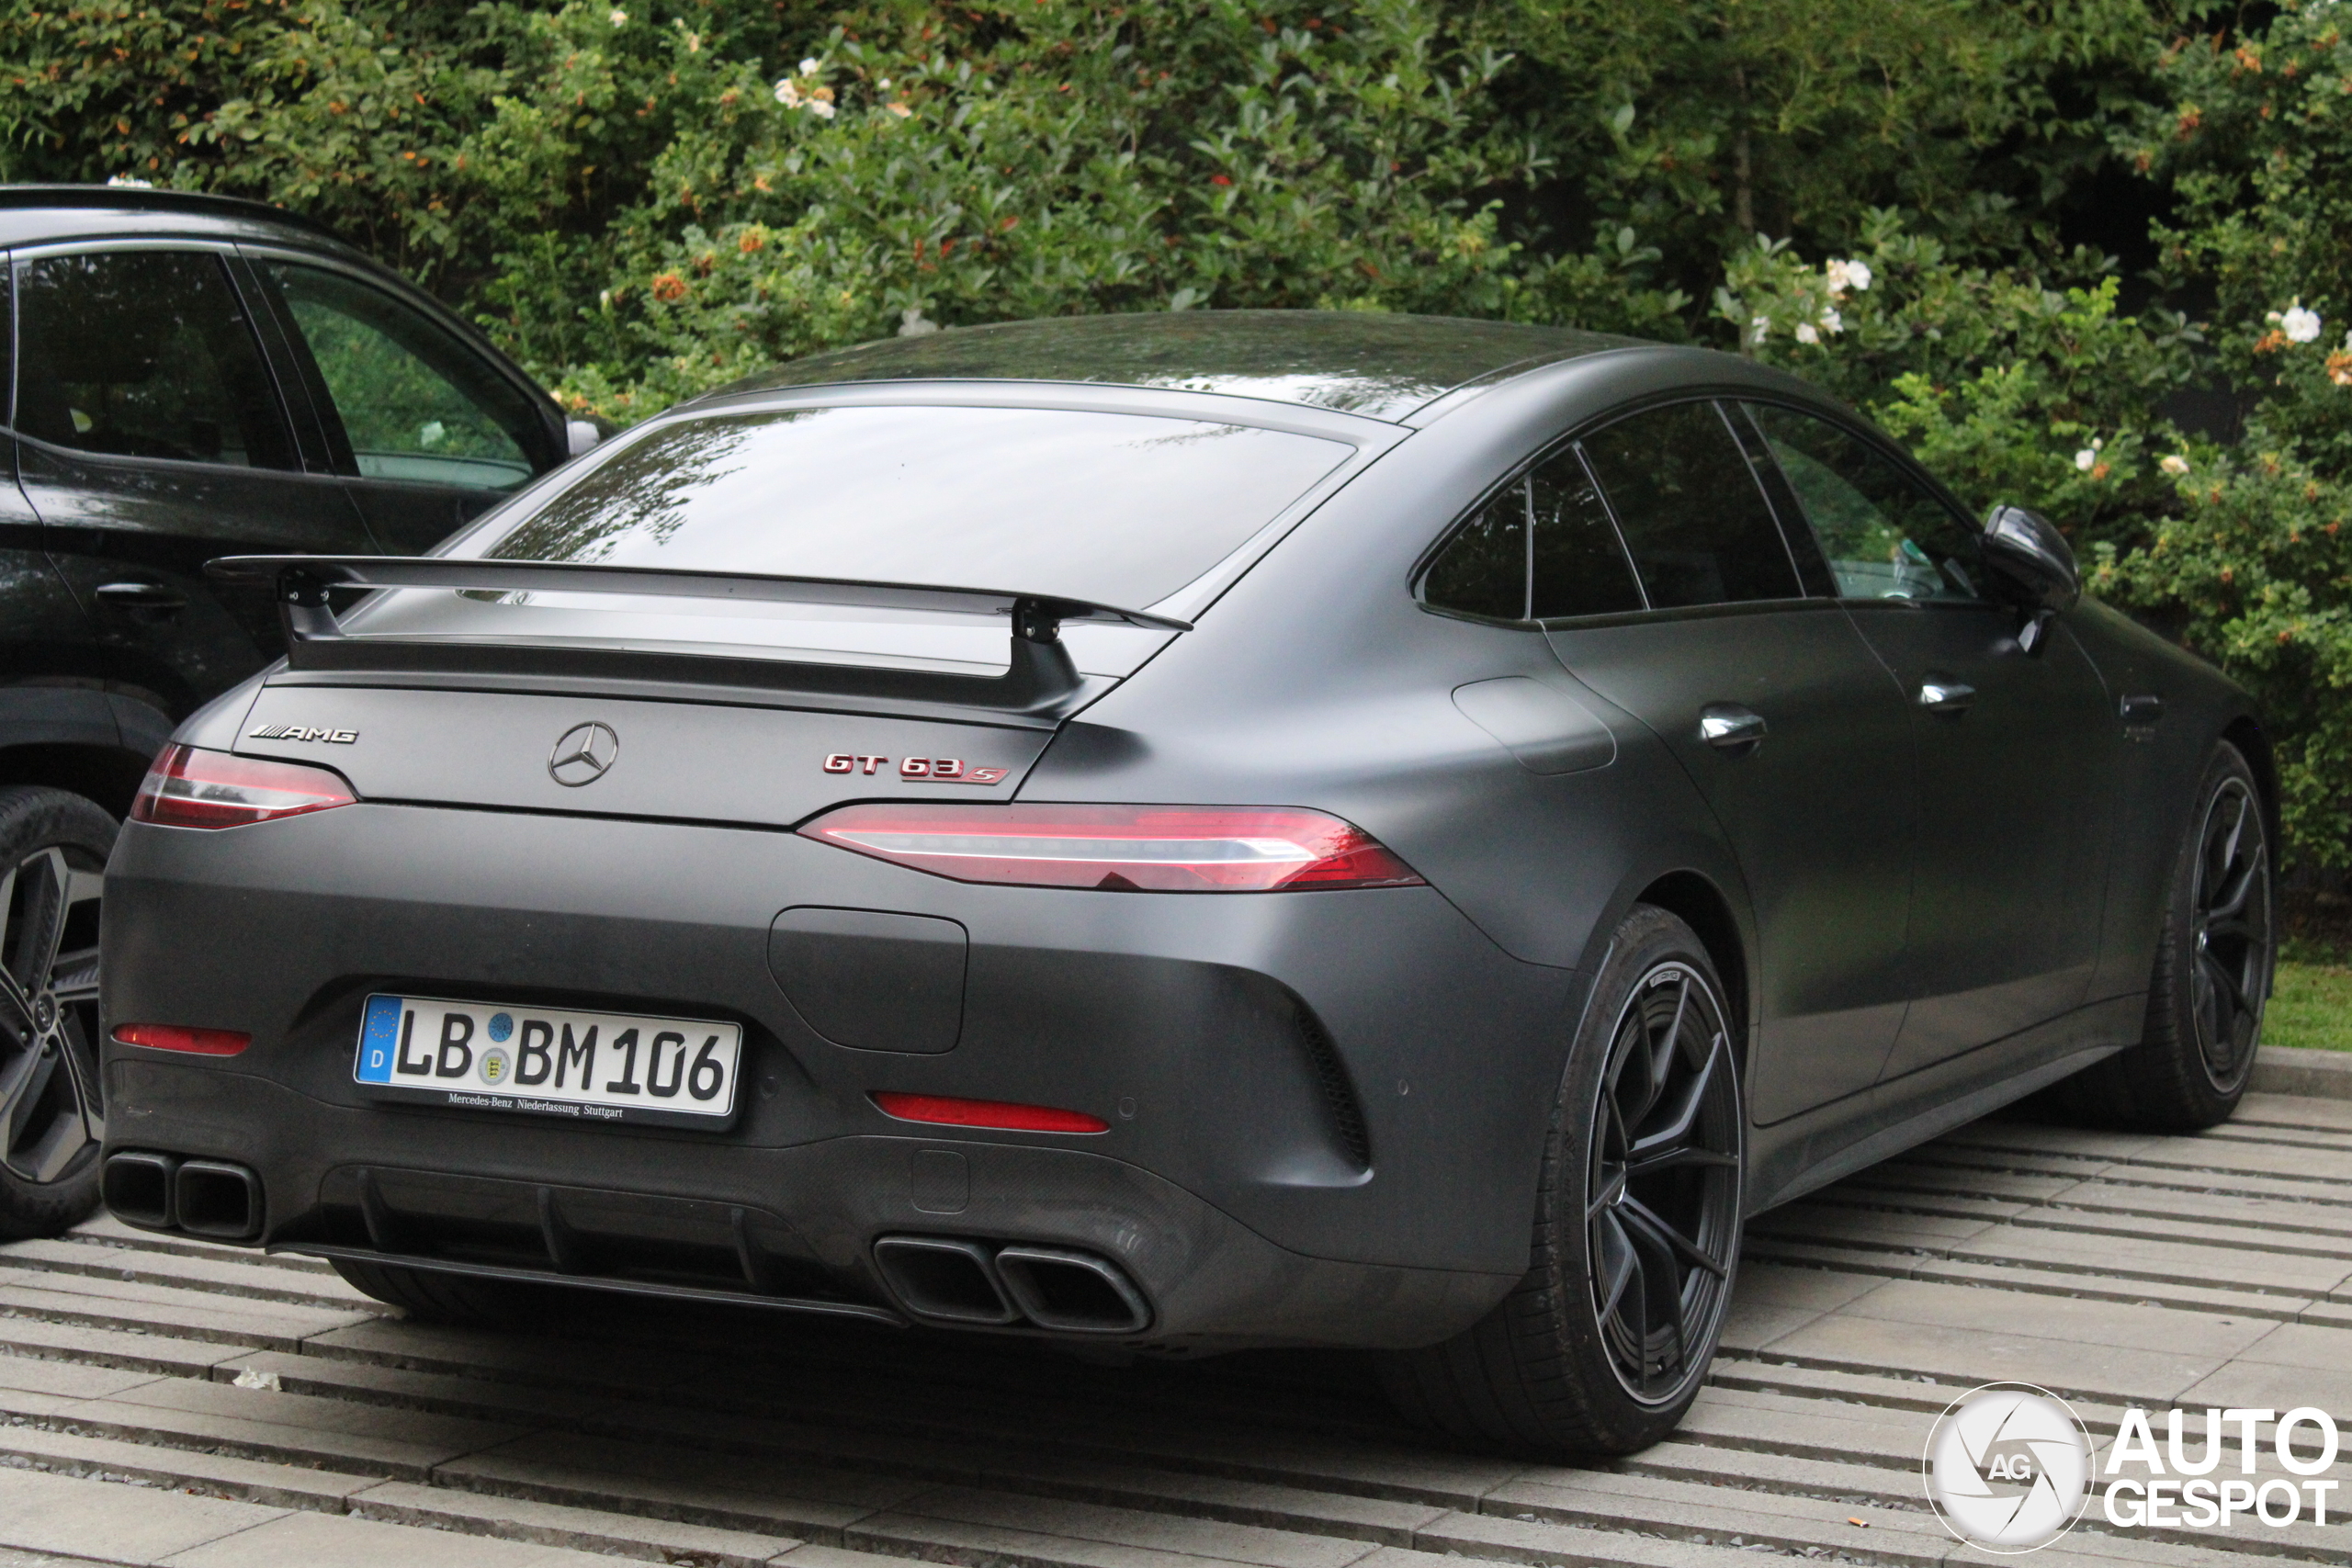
[354,994,742,1126]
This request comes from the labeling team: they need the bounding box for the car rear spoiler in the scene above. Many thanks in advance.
[205,556,1192,716]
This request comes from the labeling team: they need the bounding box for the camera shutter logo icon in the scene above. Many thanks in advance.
[1924,1382,2093,1552]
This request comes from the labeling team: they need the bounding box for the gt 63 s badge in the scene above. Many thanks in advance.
[822,754,1007,784]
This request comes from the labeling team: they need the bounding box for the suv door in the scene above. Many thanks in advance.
[1530,400,1917,1124]
[1741,402,2113,1084]
[11,244,376,718]
[243,254,560,552]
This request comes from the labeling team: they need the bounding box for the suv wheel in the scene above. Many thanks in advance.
[0,787,114,1239]
[1381,905,1744,1455]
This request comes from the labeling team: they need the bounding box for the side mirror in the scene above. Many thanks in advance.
[565,419,605,459]
[1982,504,2080,614]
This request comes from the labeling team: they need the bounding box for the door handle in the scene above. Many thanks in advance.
[94,581,189,614]
[1698,704,1768,753]
[1918,680,1976,713]
[2120,693,2164,724]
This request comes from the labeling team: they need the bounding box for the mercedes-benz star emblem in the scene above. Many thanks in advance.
[548,722,619,787]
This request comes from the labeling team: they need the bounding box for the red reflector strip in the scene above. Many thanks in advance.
[801,803,1425,892]
[130,744,356,829]
[111,1023,251,1056]
[870,1091,1109,1134]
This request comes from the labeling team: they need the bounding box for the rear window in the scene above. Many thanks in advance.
[474,404,1354,609]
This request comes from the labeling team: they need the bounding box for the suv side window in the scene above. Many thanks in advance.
[263,262,544,490]
[1745,403,1984,601]
[1423,450,1645,622]
[1577,401,1803,608]
[12,251,298,470]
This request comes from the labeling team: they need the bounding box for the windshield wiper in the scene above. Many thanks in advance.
[206,555,1191,713]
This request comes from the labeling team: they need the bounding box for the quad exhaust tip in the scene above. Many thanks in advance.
[102,1151,263,1242]
[874,1235,1150,1334]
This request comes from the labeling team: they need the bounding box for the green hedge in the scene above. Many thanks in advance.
[8,1,2352,862]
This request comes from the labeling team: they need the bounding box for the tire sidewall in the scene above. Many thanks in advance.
[2155,742,2270,1115]
[1542,905,1745,1449]
[0,786,120,1239]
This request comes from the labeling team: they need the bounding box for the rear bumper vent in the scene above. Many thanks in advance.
[874,1235,1150,1335]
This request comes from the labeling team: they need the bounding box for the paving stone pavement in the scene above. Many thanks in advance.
[5,1094,2350,1566]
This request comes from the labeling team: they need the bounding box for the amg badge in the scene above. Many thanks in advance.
[248,724,357,743]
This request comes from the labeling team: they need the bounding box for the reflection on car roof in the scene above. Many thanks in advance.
[713,310,1641,423]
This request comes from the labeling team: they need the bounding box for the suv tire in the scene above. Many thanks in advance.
[0,786,115,1239]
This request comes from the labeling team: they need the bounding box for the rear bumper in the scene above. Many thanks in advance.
[101,803,1580,1348]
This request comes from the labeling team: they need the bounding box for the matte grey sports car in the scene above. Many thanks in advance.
[90,312,2272,1454]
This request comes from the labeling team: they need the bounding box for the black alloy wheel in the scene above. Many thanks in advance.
[2187,774,2270,1094]
[1587,959,1744,1405]
[1378,905,1745,1456]
[0,787,112,1238]
[2041,742,2273,1133]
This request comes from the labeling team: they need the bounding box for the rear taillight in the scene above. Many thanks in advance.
[799,803,1425,892]
[130,745,356,829]
[111,1023,251,1056]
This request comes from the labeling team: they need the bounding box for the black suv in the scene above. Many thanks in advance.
[1,185,585,1235]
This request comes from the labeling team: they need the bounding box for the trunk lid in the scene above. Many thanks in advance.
[233,682,1054,827]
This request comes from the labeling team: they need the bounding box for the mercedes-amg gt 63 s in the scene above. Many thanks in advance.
[82,312,2271,1454]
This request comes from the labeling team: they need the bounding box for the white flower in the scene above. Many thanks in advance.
[597,288,612,310]
[1794,321,1820,345]
[106,174,153,188]
[877,77,892,90]
[899,306,939,337]
[608,8,627,26]
[2283,305,2323,344]
[799,57,820,75]
[1818,306,1843,335]
[1826,258,1872,295]
[1748,315,1770,344]
[419,421,447,449]
[2160,455,2191,476]
[2075,448,2098,472]
[808,98,835,119]
[774,78,804,107]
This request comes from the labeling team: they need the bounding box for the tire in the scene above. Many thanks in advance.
[2043,741,2273,1132]
[0,786,116,1240]
[1380,905,1744,1456]
[328,1257,544,1325]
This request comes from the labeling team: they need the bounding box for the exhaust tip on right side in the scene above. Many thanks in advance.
[992,1245,1152,1334]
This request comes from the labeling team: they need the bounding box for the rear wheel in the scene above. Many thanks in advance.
[0,787,113,1240]
[1381,905,1743,1455]
[329,1257,543,1325]
[2045,742,2272,1131]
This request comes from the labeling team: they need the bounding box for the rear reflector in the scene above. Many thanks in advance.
[131,744,356,829]
[800,803,1425,892]
[111,1023,251,1056]
[871,1091,1110,1134]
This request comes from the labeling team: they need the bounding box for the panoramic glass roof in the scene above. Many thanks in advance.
[718,310,1638,423]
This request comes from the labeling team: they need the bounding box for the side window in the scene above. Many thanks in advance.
[264,262,544,491]
[12,251,298,469]
[1530,446,1645,618]
[1423,483,1528,620]
[1577,401,1803,609]
[1746,403,1983,601]
[1422,456,1646,623]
